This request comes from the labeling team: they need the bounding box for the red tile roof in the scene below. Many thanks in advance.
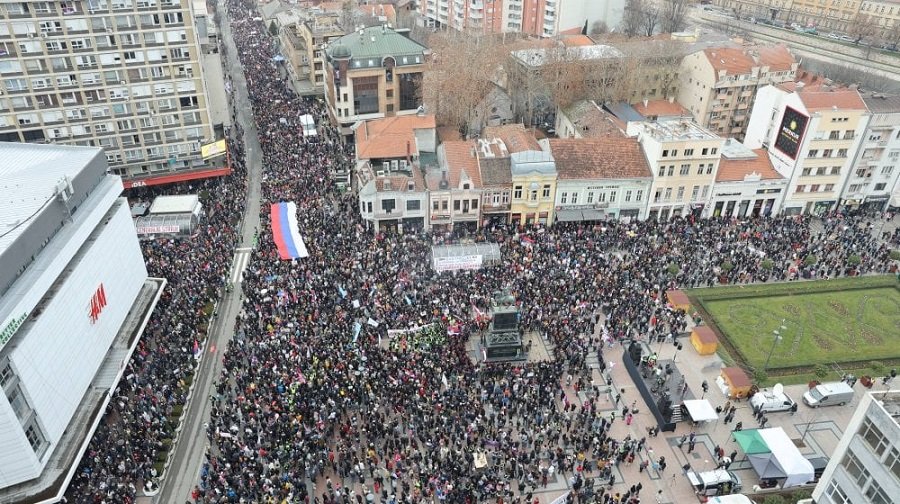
[798,88,867,112]
[359,3,396,22]
[356,115,436,160]
[482,124,541,153]
[441,140,482,188]
[756,45,795,72]
[548,137,652,180]
[633,99,689,118]
[561,35,595,47]
[704,47,757,74]
[716,149,783,182]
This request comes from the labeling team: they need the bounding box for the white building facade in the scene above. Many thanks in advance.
[811,390,900,504]
[0,144,152,497]
[841,94,900,212]
[709,139,788,218]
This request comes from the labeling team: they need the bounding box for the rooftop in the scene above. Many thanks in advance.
[511,44,623,68]
[641,118,720,142]
[871,390,900,425]
[861,92,900,114]
[483,124,542,154]
[716,141,782,182]
[326,25,427,69]
[359,3,396,22]
[634,99,690,119]
[548,138,652,180]
[563,100,626,138]
[798,87,867,112]
[703,45,795,75]
[439,140,482,188]
[355,114,436,160]
[0,143,102,254]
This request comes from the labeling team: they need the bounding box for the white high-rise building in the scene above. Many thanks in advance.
[811,389,899,504]
[0,0,223,184]
[0,143,163,501]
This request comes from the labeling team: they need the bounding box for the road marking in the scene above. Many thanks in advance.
[229,250,252,284]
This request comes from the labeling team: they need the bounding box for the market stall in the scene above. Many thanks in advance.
[733,428,814,489]
[666,289,691,311]
[682,399,719,424]
[717,367,753,399]
[690,326,719,355]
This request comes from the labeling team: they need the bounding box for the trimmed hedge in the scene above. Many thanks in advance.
[686,275,898,302]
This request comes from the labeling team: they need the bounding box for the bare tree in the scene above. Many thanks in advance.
[590,20,610,35]
[847,14,877,44]
[421,33,514,134]
[660,0,688,34]
[881,20,900,50]
[642,4,660,37]
[620,0,645,37]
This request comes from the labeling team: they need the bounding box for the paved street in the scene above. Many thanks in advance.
[153,2,264,501]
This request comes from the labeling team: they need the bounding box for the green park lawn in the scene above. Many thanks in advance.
[690,277,900,372]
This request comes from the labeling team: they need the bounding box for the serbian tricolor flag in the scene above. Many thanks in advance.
[270,202,309,260]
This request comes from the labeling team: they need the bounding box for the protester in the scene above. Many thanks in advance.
[65,0,899,503]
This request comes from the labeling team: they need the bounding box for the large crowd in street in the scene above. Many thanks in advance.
[63,1,900,503]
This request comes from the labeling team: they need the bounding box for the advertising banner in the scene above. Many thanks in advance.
[433,255,483,272]
[136,225,181,235]
[774,107,809,160]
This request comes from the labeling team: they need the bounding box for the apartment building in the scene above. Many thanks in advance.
[709,138,787,217]
[632,118,726,221]
[484,124,557,226]
[841,93,900,211]
[279,10,344,91]
[358,169,428,233]
[419,0,621,37]
[716,0,900,39]
[426,140,483,233]
[744,83,870,215]
[324,25,427,135]
[678,45,797,141]
[0,0,221,182]
[811,389,899,504]
[475,137,513,227]
[546,136,652,222]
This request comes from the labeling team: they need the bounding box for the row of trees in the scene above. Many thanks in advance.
[420,31,685,133]
[620,0,689,37]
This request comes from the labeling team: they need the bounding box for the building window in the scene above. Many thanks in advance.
[830,166,840,175]
[875,183,887,191]
[710,148,717,155]
[406,200,420,211]
[598,192,606,203]
[810,184,820,192]
[826,481,850,504]
[664,188,672,201]
[706,164,714,175]
[887,447,900,483]
[352,76,380,115]
[865,481,890,504]
[662,149,669,157]
[667,166,675,176]
[824,184,834,192]
[514,185,522,199]
[609,191,617,203]
[697,164,704,175]
[453,200,460,211]
[809,149,818,157]
[0,360,13,390]
[860,419,889,456]
[817,167,827,175]
[882,166,894,175]
[684,148,694,156]
[701,185,709,198]
[823,149,833,158]
[680,164,690,175]
[701,148,709,155]
[472,199,478,209]
[530,190,538,201]
[636,190,643,201]
[25,421,47,458]
[542,185,551,199]
[432,200,439,211]
[381,199,396,213]
[571,192,578,204]
[625,190,632,202]
[587,192,594,203]
[838,149,848,158]
[676,186,684,201]
[691,186,699,200]
[561,192,567,204]
[797,185,806,193]
[658,166,665,177]
[829,130,841,140]
[502,191,510,203]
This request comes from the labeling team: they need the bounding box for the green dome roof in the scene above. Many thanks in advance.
[330,43,351,59]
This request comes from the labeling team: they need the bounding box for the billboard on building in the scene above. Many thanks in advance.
[774,107,809,160]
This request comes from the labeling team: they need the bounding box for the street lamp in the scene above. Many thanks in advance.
[763,319,787,372]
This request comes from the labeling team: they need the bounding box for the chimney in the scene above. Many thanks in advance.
[439,171,449,190]
[668,96,675,104]
[406,140,411,165]
[643,98,649,108]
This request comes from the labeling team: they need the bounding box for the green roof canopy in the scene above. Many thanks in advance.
[733,429,770,454]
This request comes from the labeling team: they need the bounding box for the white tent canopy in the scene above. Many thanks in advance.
[759,428,814,488]
[683,399,719,422]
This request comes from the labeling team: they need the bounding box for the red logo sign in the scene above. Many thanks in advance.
[88,284,107,324]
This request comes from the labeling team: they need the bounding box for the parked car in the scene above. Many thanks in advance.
[750,383,796,413]
[827,33,841,39]
[805,456,830,483]
[803,382,854,407]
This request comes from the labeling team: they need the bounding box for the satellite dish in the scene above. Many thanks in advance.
[773,383,784,395]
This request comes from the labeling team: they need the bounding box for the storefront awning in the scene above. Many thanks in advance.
[581,208,607,221]
[122,166,231,189]
[556,209,583,222]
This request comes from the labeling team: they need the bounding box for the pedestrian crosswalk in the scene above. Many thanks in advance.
[229,248,253,284]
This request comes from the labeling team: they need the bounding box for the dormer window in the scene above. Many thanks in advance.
[463,183,470,190]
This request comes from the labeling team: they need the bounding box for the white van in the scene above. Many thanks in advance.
[687,469,743,496]
[803,382,854,408]
[750,383,796,413]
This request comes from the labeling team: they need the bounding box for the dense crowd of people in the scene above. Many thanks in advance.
[62,0,899,503]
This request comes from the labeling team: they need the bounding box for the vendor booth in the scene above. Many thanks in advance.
[716,367,753,399]
[690,326,719,355]
[666,289,691,311]
[734,428,814,489]
[682,399,719,425]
